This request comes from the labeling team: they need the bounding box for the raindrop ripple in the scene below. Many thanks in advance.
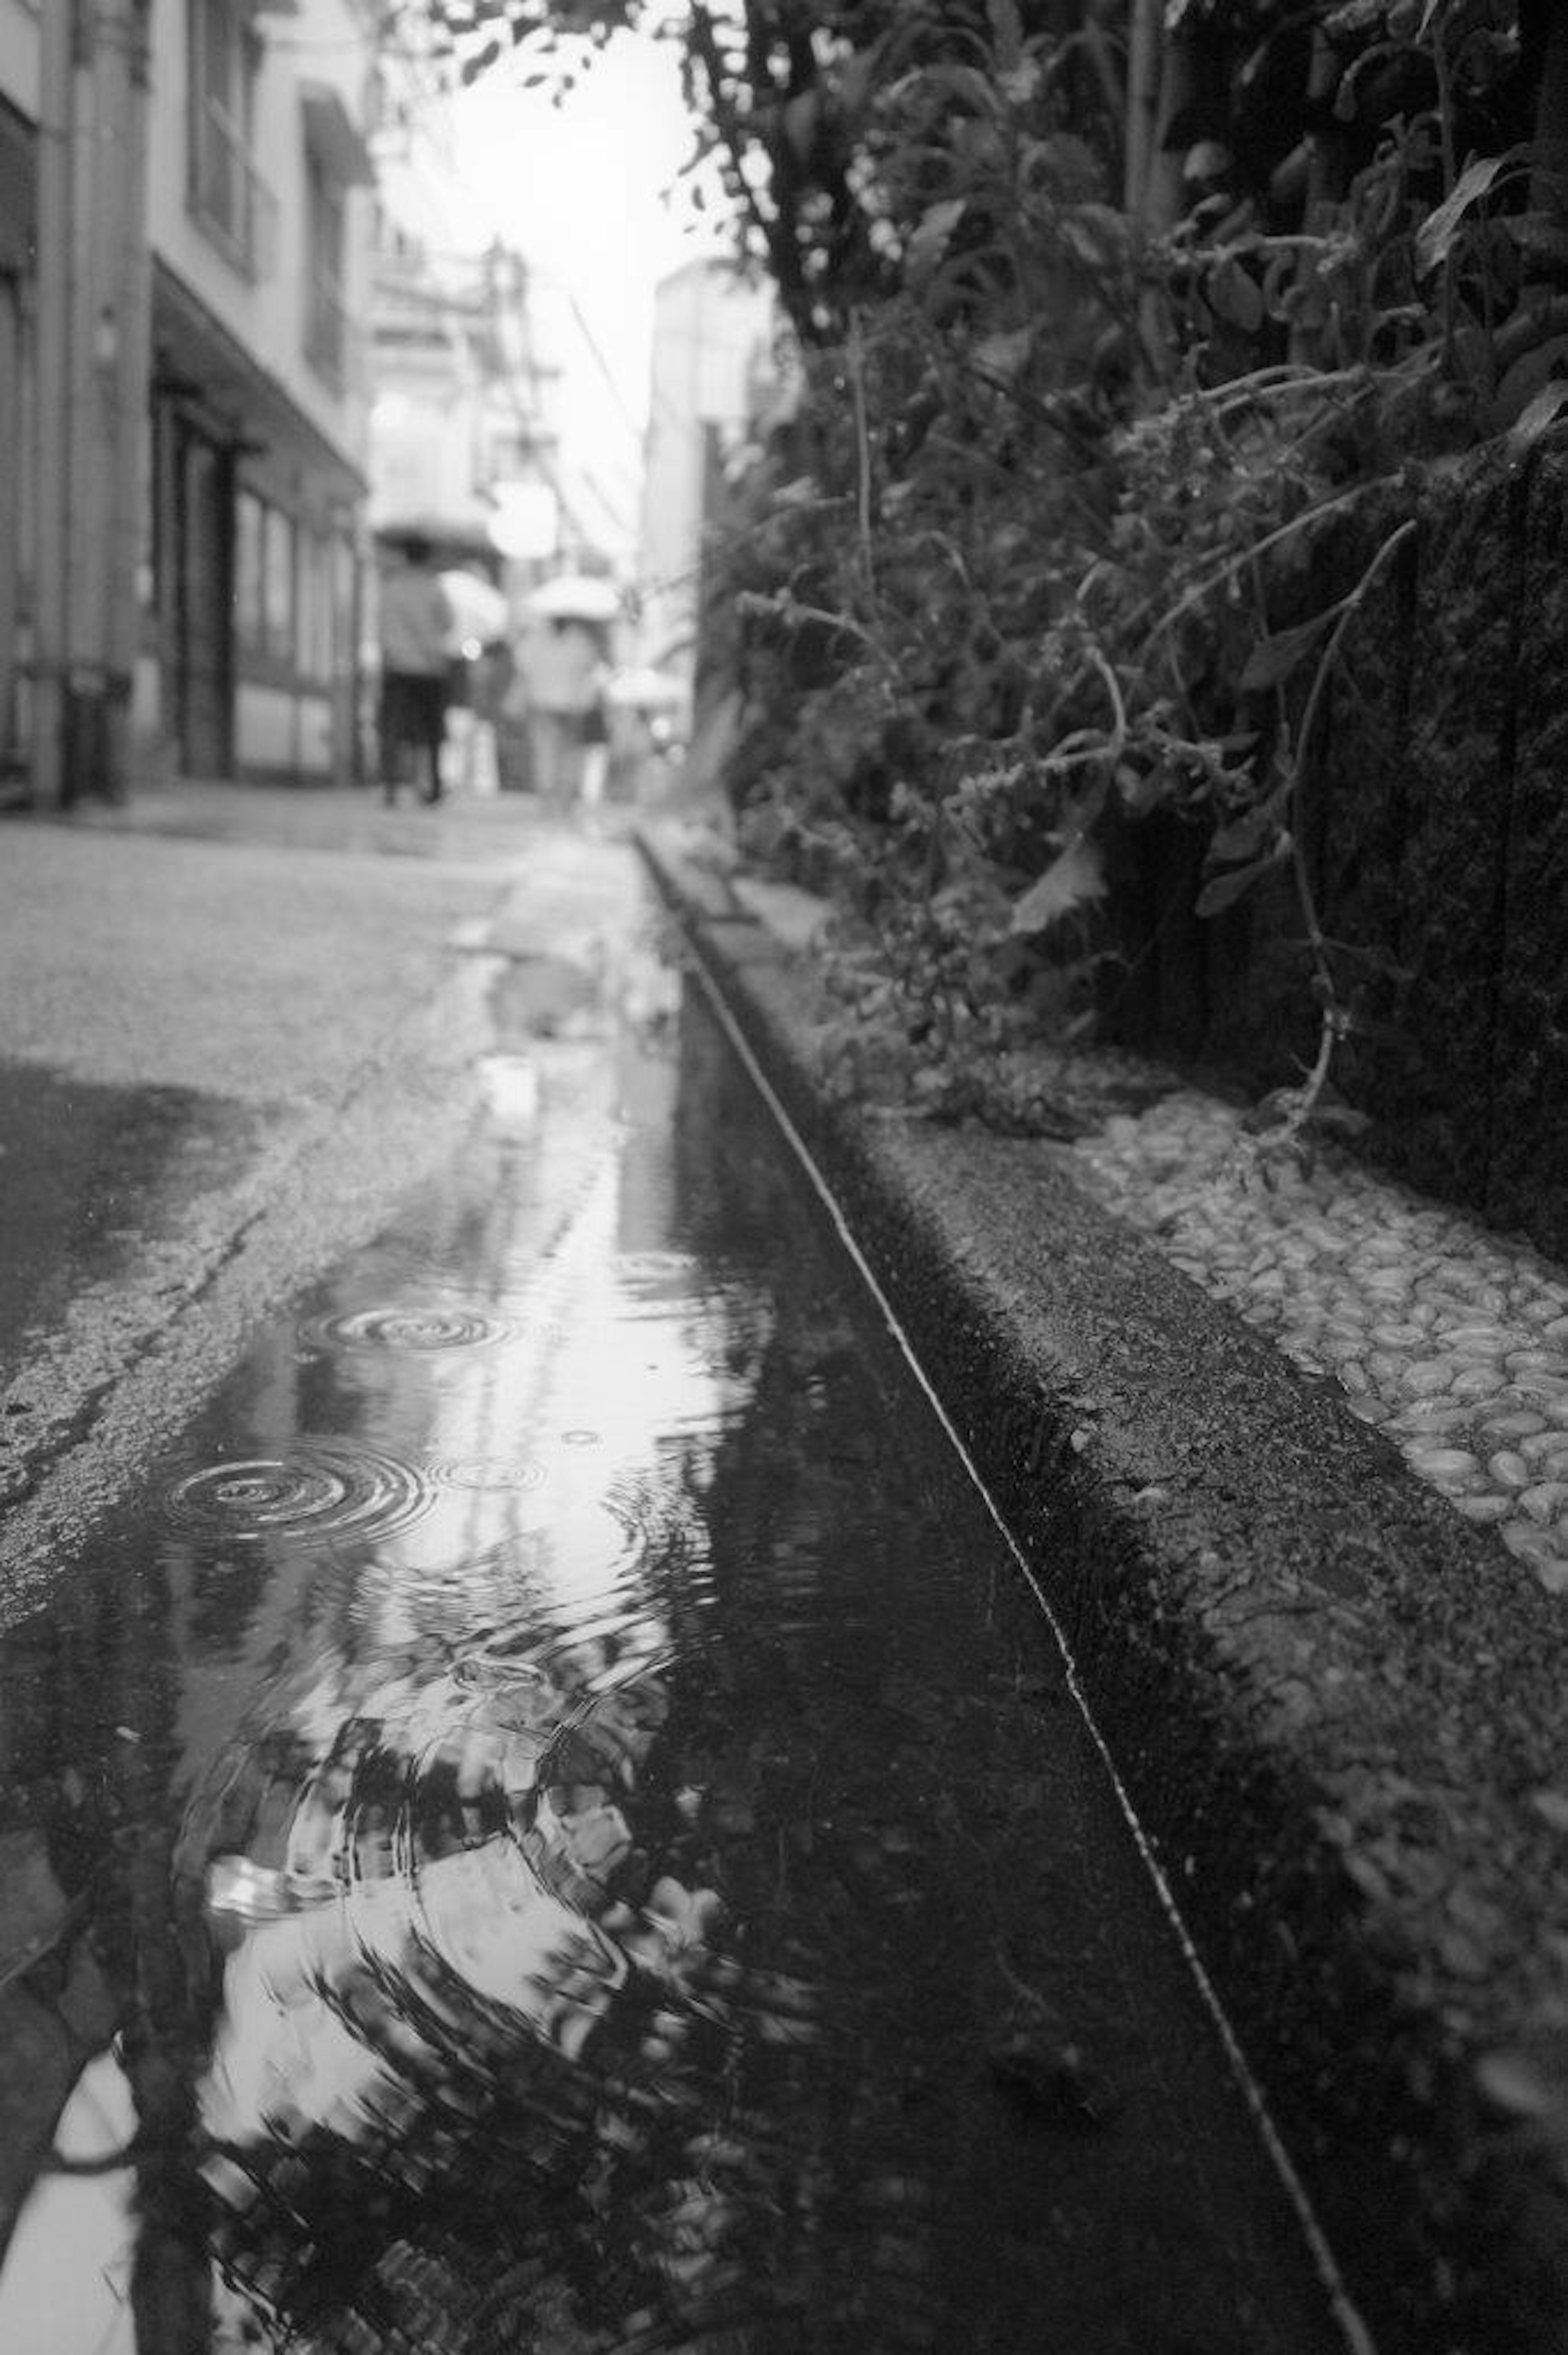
[301,1302,512,1354]
[426,1456,548,1496]
[165,1439,434,1545]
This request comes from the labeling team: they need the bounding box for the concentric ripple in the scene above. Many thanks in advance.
[165,1439,434,1545]
[612,1250,700,1285]
[300,1302,512,1354]
[426,1456,548,1496]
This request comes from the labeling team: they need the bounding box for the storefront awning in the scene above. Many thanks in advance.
[153,259,368,509]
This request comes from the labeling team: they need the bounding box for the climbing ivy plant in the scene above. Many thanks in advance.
[412,0,1568,1142]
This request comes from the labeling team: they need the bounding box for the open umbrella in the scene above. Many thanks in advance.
[439,569,509,649]
[524,572,623,623]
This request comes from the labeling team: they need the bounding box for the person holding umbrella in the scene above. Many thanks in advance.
[439,567,511,798]
[512,575,619,810]
[377,534,456,806]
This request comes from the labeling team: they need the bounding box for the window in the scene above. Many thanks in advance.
[263,507,294,660]
[235,492,295,671]
[296,531,335,681]
[299,85,374,391]
[188,0,275,278]
[304,149,347,387]
[235,491,264,652]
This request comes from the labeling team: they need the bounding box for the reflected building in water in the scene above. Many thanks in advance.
[0,872,790,2353]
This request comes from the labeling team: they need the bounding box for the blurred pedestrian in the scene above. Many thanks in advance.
[377,535,454,807]
[514,616,606,809]
[579,676,612,811]
[458,635,510,797]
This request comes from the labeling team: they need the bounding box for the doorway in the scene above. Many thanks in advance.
[172,420,234,776]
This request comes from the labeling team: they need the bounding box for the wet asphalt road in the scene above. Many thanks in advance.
[0,787,625,1619]
[0,785,1370,2352]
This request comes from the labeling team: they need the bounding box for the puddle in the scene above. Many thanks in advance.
[0,882,1353,2353]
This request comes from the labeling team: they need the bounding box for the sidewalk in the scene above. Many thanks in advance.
[0,780,627,1621]
[640,822,1568,2355]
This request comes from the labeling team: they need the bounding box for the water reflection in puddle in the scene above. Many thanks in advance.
[0,881,1350,2354]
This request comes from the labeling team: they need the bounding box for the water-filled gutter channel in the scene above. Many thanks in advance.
[0,866,1371,2353]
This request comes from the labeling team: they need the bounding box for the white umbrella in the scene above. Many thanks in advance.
[439,569,509,648]
[524,572,623,622]
[606,665,688,712]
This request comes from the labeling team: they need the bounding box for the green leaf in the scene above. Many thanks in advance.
[1414,149,1528,279]
[1206,805,1279,865]
[1060,202,1131,274]
[1195,844,1288,919]
[972,325,1034,381]
[1010,838,1107,937]
[908,197,968,278]
[1493,335,1568,434]
[1261,246,1305,321]
[1239,609,1336,693]
[1206,257,1264,334]
[1507,378,1568,451]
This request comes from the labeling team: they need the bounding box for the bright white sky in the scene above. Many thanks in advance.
[448,28,731,562]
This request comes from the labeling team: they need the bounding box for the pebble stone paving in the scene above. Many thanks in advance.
[1072,1091,1568,1595]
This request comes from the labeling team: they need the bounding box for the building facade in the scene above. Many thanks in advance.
[368,231,561,578]
[636,258,778,698]
[0,0,381,798]
[145,0,378,785]
[0,3,42,795]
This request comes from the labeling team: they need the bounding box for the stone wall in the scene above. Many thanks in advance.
[1105,437,1568,1261]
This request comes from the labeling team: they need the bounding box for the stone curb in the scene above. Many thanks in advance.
[638,826,1568,2355]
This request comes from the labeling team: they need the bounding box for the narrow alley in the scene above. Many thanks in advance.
[0,789,1361,2354]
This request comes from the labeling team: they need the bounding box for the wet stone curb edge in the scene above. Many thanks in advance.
[639,829,1568,2355]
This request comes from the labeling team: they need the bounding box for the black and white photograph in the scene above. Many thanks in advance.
[2,4,1567,2351]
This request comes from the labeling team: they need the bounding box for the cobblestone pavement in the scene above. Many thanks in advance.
[1074,1091,1568,1594]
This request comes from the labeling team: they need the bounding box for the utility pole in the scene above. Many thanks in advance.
[31,0,77,810]
[31,0,154,810]
[104,0,156,801]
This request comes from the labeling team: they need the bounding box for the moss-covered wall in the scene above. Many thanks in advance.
[1108,437,1568,1259]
